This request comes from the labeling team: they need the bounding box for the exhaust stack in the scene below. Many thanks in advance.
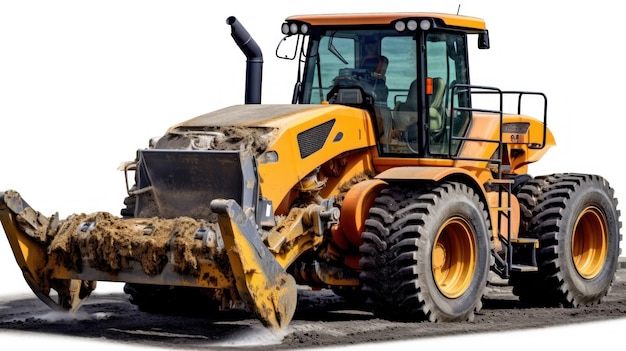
[227,16,263,104]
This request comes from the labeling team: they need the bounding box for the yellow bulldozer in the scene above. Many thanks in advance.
[1,13,622,330]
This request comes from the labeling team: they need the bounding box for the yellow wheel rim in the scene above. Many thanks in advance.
[432,217,477,298]
[572,207,608,279]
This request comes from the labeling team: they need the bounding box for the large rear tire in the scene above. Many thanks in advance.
[359,181,492,322]
[511,173,622,306]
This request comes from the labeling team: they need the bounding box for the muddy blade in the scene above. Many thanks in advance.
[211,199,297,330]
[0,190,95,311]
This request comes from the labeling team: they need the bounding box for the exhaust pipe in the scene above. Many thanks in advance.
[226,16,263,104]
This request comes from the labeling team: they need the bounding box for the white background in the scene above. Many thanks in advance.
[1,0,624,349]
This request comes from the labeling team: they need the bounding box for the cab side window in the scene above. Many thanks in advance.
[426,32,470,155]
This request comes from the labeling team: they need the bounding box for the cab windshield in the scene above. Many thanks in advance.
[299,28,471,156]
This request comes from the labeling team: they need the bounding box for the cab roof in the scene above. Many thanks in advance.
[285,12,487,32]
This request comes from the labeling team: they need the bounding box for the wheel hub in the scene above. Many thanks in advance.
[432,217,477,298]
[572,207,608,279]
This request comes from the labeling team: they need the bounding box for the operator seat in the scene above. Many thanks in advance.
[428,77,446,131]
[395,77,446,133]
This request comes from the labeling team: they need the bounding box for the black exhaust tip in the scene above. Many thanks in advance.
[227,16,263,104]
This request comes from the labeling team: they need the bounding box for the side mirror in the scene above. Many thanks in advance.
[276,34,300,60]
[478,30,490,49]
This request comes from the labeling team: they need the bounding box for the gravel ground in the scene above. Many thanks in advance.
[0,258,625,350]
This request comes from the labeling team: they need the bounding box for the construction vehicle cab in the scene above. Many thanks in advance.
[282,14,487,157]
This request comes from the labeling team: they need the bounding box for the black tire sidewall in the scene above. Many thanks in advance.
[556,180,620,301]
[417,184,491,319]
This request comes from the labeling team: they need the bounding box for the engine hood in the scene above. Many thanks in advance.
[157,103,377,159]
[170,104,334,130]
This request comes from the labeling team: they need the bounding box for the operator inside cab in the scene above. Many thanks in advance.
[326,36,393,148]
[359,37,391,146]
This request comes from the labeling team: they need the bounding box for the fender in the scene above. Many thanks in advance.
[375,166,488,190]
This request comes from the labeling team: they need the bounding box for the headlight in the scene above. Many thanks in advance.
[282,22,310,35]
[394,18,432,32]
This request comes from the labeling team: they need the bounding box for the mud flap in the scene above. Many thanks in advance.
[211,198,297,330]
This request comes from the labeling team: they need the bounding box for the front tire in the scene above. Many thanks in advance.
[359,181,493,322]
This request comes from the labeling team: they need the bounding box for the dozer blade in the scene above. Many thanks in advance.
[1,190,296,328]
[211,198,297,330]
[0,190,96,312]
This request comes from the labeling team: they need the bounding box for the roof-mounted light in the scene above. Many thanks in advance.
[394,18,433,32]
[281,22,290,35]
[290,23,298,34]
[407,19,419,31]
[281,21,310,36]
[300,23,309,34]
[394,21,406,32]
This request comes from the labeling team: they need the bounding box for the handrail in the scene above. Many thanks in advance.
[448,84,548,179]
